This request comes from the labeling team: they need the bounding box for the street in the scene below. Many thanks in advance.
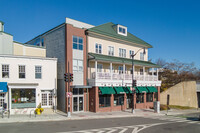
[0,115,200,133]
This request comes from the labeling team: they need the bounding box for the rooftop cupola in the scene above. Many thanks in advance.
[0,21,4,32]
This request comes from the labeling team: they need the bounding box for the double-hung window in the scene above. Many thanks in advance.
[95,43,102,54]
[119,48,126,58]
[108,46,114,56]
[19,65,25,79]
[35,66,42,79]
[140,69,143,75]
[2,65,9,78]
[73,59,83,72]
[129,50,134,58]
[97,64,103,73]
[73,36,83,50]
[140,52,144,60]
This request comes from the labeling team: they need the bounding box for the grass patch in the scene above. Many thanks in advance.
[168,105,195,110]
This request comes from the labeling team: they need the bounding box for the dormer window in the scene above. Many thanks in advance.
[117,25,127,36]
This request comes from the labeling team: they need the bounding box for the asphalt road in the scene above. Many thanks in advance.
[0,116,200,133]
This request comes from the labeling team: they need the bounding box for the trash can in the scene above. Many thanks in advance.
[154,101,160,113]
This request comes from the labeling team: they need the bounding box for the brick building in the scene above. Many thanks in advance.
[26,18,161,113]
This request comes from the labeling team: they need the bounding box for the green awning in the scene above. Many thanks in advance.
[123,87,132,93]
[99,87,116,94]
[114,87,125,94]
[146,86,158,93]
[136,87,148,93]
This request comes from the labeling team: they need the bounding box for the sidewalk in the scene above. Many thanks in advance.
[0,109,199,123]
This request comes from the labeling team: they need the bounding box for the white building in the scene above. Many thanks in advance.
[0,55,57,114]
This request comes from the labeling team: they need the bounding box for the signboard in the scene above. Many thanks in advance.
[66,92,72,97]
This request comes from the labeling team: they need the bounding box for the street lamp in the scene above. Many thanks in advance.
[130,47,146,113]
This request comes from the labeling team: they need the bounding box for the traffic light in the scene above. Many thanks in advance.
[70,73,73,82]
[133,80,137,87]
[64,73,69,82]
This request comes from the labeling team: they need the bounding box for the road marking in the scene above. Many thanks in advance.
[132,127,138,133]
[187,121,200,124]
[57,122,167,133]
[119,128,128,133]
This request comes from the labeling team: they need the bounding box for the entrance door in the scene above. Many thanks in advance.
[126,94,133,109]
[41,91,53,108]
[72,88,84,113]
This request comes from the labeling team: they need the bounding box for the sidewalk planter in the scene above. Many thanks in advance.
[35,108,44,115]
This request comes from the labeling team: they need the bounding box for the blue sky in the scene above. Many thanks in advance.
[1,0,200,67]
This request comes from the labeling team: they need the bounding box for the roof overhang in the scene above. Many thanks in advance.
[88,53,161,68]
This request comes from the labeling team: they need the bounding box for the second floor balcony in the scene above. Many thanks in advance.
[88,53,162,87]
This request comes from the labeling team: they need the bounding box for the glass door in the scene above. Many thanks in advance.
[41,91,53,108]
[72,88,84,113]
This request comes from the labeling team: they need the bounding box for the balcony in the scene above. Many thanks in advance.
[92,72,158,81]
[88,53,162,87]
[89,72,161,87]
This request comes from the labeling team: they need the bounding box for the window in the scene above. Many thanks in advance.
[118,66,127,74]
[41,38,44,47]
[117,25,127,36]
[118,66,123,74]
[146,93,153,102]
[19,65,25,79]
[35,66,42,79]
[73,59,83,72]
[114,94,124,106]
[136,93,144,103]
[99,94,110,107]
[78,60,83,71]
[0,93,5,108]
[140,52,144,60]
[2,65,9,78]
[119,48,126,58]
[129,50,134,58]
[108,46,114,56]
[95,43,102,54]
[11,89,36,109]
[140,69,143,75]
[72,88,84,95]
[97,64,103,72]
[154,92,158,101]
[73,36,83,50]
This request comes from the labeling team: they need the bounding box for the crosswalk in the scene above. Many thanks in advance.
[58,123,166,133]
[143,115,200,124]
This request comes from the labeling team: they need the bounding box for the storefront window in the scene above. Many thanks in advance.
[11,89,36,109]
[146,93,153,102]
[114,94,124,106]
[99,95,110,107]
[0,93,5,108]
[136,93,144,103]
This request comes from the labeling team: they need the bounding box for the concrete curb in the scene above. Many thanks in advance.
[0,113,165,124]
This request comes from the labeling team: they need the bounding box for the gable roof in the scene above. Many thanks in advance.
[87,22,152,48]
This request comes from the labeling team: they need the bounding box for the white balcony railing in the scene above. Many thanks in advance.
[92,72,158,81]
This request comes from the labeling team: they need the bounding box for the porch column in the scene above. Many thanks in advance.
[110,62,112,80]
[152,68,154,75]
[95,60,98,79]
[123,64,125,81]
[143,66,145,81]
[156,68,159,81]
